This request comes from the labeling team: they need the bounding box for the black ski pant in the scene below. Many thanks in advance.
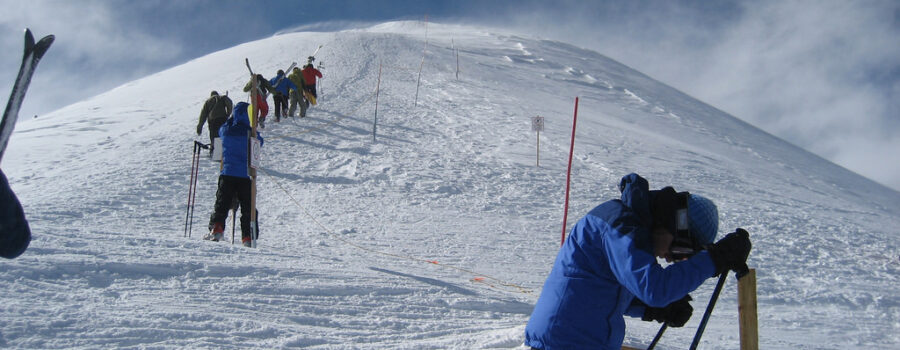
[273,93,288,121]
[209,175,259,241]
[206,120,224,155]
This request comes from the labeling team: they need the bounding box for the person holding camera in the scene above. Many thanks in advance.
[524,173,752,350]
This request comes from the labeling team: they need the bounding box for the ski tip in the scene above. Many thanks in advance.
[24,28,35,48]
[39,34,55,46]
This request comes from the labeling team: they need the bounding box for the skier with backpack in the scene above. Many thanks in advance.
[196,91,233,156]
[203,102,263,247]
[287,66,307,118]
[268,69,297,122]
[301,61,323,107]
[242,74,272,129]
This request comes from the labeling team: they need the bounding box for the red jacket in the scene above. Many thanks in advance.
[302,66,322,85]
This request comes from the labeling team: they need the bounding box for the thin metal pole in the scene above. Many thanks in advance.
[690,272,729,350]
[185,142,201,237]
[647,323,668,350]
[373,62,382,142]
[561,97,579,246]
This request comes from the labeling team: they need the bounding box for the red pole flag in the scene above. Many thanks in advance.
[561,97,579,246]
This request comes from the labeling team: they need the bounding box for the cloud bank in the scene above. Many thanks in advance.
[485,0,900,191]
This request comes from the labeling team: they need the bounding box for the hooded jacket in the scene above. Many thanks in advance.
[524,173,716,350]
[269,73,298,96]
[218,102,263,179]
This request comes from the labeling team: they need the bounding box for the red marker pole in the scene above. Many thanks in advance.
[561,97,579,246]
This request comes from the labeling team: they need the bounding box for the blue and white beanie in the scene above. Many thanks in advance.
[688,194,718,245]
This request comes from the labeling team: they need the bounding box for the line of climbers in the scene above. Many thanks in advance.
[194,60,323,247]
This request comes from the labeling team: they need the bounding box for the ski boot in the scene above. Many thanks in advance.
[203,222,225,242]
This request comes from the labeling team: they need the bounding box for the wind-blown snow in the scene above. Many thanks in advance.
[1,21,898,349]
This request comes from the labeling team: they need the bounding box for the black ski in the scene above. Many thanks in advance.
[0,29,55,161]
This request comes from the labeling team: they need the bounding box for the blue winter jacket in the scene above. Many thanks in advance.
[269,73,297,96]
[219,102,263,179]
[524,173,716,350]
[0,168,30,259]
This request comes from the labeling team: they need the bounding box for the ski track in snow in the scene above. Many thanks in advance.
[1,21,898,349]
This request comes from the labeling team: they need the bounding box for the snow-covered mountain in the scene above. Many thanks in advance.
[1,21,897,349]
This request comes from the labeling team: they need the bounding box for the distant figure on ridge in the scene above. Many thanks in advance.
[269,69,297,122]
[287,66,307,118]
[204,102,263,247]
[524,173,752,350]
[196,90,233,156]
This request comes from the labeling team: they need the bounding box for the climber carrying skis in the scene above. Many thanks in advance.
[242,74,272,129]
[301,60,323,108]
[204,102,263,247]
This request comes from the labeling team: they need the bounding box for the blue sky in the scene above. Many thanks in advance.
[1,0,898,191]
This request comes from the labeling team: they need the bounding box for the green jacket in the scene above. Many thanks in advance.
[197,94,233,135]
[287,69,305,91]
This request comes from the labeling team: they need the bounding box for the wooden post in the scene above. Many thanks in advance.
[738,269,759,350]
[248,63,259,248]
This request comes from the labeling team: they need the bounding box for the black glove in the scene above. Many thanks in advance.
[707,228,751,276]
[197,125,203,136]
[642,295,693,327]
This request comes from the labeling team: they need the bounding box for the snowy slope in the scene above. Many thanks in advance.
[1,21,898,349]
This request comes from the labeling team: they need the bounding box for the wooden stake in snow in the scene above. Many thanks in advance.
[739,269,759,350]
[245,58,260,248]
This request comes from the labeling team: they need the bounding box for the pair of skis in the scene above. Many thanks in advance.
[0,29,53,259]
[1,29,54,162]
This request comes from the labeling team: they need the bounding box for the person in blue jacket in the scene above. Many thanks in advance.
[269,69,298,122]
[204,102,263,247]
[0,168,30,259]
[524,173,751,349]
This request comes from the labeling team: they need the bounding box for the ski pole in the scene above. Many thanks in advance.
[646,323,667,350]
[231,207,237,244]
[689,271,728,350]
[184,142,200,237]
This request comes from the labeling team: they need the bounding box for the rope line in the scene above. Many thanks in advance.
[259,161,533,296]
[254,49,533,295]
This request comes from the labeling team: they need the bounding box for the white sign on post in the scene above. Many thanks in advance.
[532,116,544,167]
[250,138,261,169]
[532,116,545,132]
